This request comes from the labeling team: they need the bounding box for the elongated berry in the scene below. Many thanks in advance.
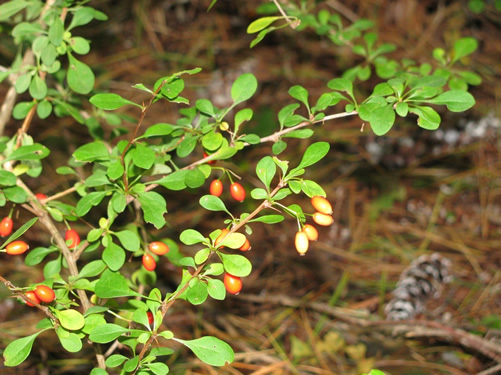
[142,254,156,271]
[224,273,242,295]
[65,229,80,249]
[311,196,333,215]
[147,311,154,325]
[230,182,246,202]
[149,241,169,256]
[25,291,40,307]
[239,238,251,251]
[0,217,13,237]
[312,212,334,226]
[295,231,309,255]
[303,224,319,241]
[209,180,223,197]
[5,240,29,255]
[215,228,229,248]
[34,285,55,303]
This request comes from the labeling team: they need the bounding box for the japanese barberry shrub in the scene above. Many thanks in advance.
[0,1,478,374]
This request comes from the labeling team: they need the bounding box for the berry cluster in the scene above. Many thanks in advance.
[142,241,170,271]
[294,196,334,255]
[210,179,246,202]
[385,253,452,321]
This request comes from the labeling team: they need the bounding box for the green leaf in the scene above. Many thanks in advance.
[48,17,64,46]
[25,247,57,266]
[141,123,175,138]
[29,75,47,100]
[174,336,234,366]
[114,230,140,251]
[105,354,128,368]
[138,191,167,229]
[410,105,441,130]
[231,73,258,105]
[73,141,109,162]
[155,170,188,191]
[247,16,282,33]
[56,309,85,331]
[216,232,246,249]
[3,331,43,366]
[248,215,284,224]
[56,327,83,353]
[102,242,126,271]
[202,131,223,151]
[272,140,287,155]
[107,161,124,180]
[0,170,16,186]
[180,229,206,245]
[0,217,37,249]
[76,191,108,217]
[428,90,475,112]
[69,36,90,54]
[187,278,209,305]
[0,1,29,21]
[250,188,268,200]
[89,323,130,344]
[452,37,478,63]
[327,78,353,96]
[283,129,314,139]
[176,135,197,158]
[13,101,35,120]
[219,253,252,277]
[196,99,216,116]
[294,141,330,171]
[207,279,226,300]
[2,186,26,204]
[368,104,396,136]
[132,144,156,169]
[5,144,50,162]
[395,102,408,117]
[90,93,141,110]
[301,180,326,197]
[89,368,108,375]
[94,270,138,298]
[288,85,310,112]
[234,108,253,128]
[199,195,230,214]
[78,260,106,278]
[67,54,95,95]
[185,168,206,188]
[37,100,52,119]
[256,156,276,191]
[146,362,169,375]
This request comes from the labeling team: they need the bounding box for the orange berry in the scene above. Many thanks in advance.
[142,254,156,271]
[209,180,223,197]
[25,291,41,306]
[311,196,333,215]
[312,212,334,226]
[65,229,80,249]
[230,182,246,202]
[35,193,47,201]
[239,238,251,251]
[295,231,309,255]
[5,240,29,255]
[224,273,242,295]
[303,224,319,241]
[215,228,229,248]
[148,241,169,256]
[34,285,55,303]
[0,217,13,237]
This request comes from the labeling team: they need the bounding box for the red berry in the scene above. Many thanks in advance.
[303,224,319,241]
[0,217,13,237]
[224,273,242,295]
[311,196,333,215]
[204,152,216,165]
[147,311,154,325]
[215,228,229,248]
[239,238,251,251]
[295,230,309,255]
[5,240,29,255]
[65,229,80,249]
[25,291,41,307]
[230,182,246,202]
[34,285,55,303]
[149,241,169,256]
[209,180,223,197]
[312,212,334,226]
[142,254,156,271]
[35,193,47,201]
